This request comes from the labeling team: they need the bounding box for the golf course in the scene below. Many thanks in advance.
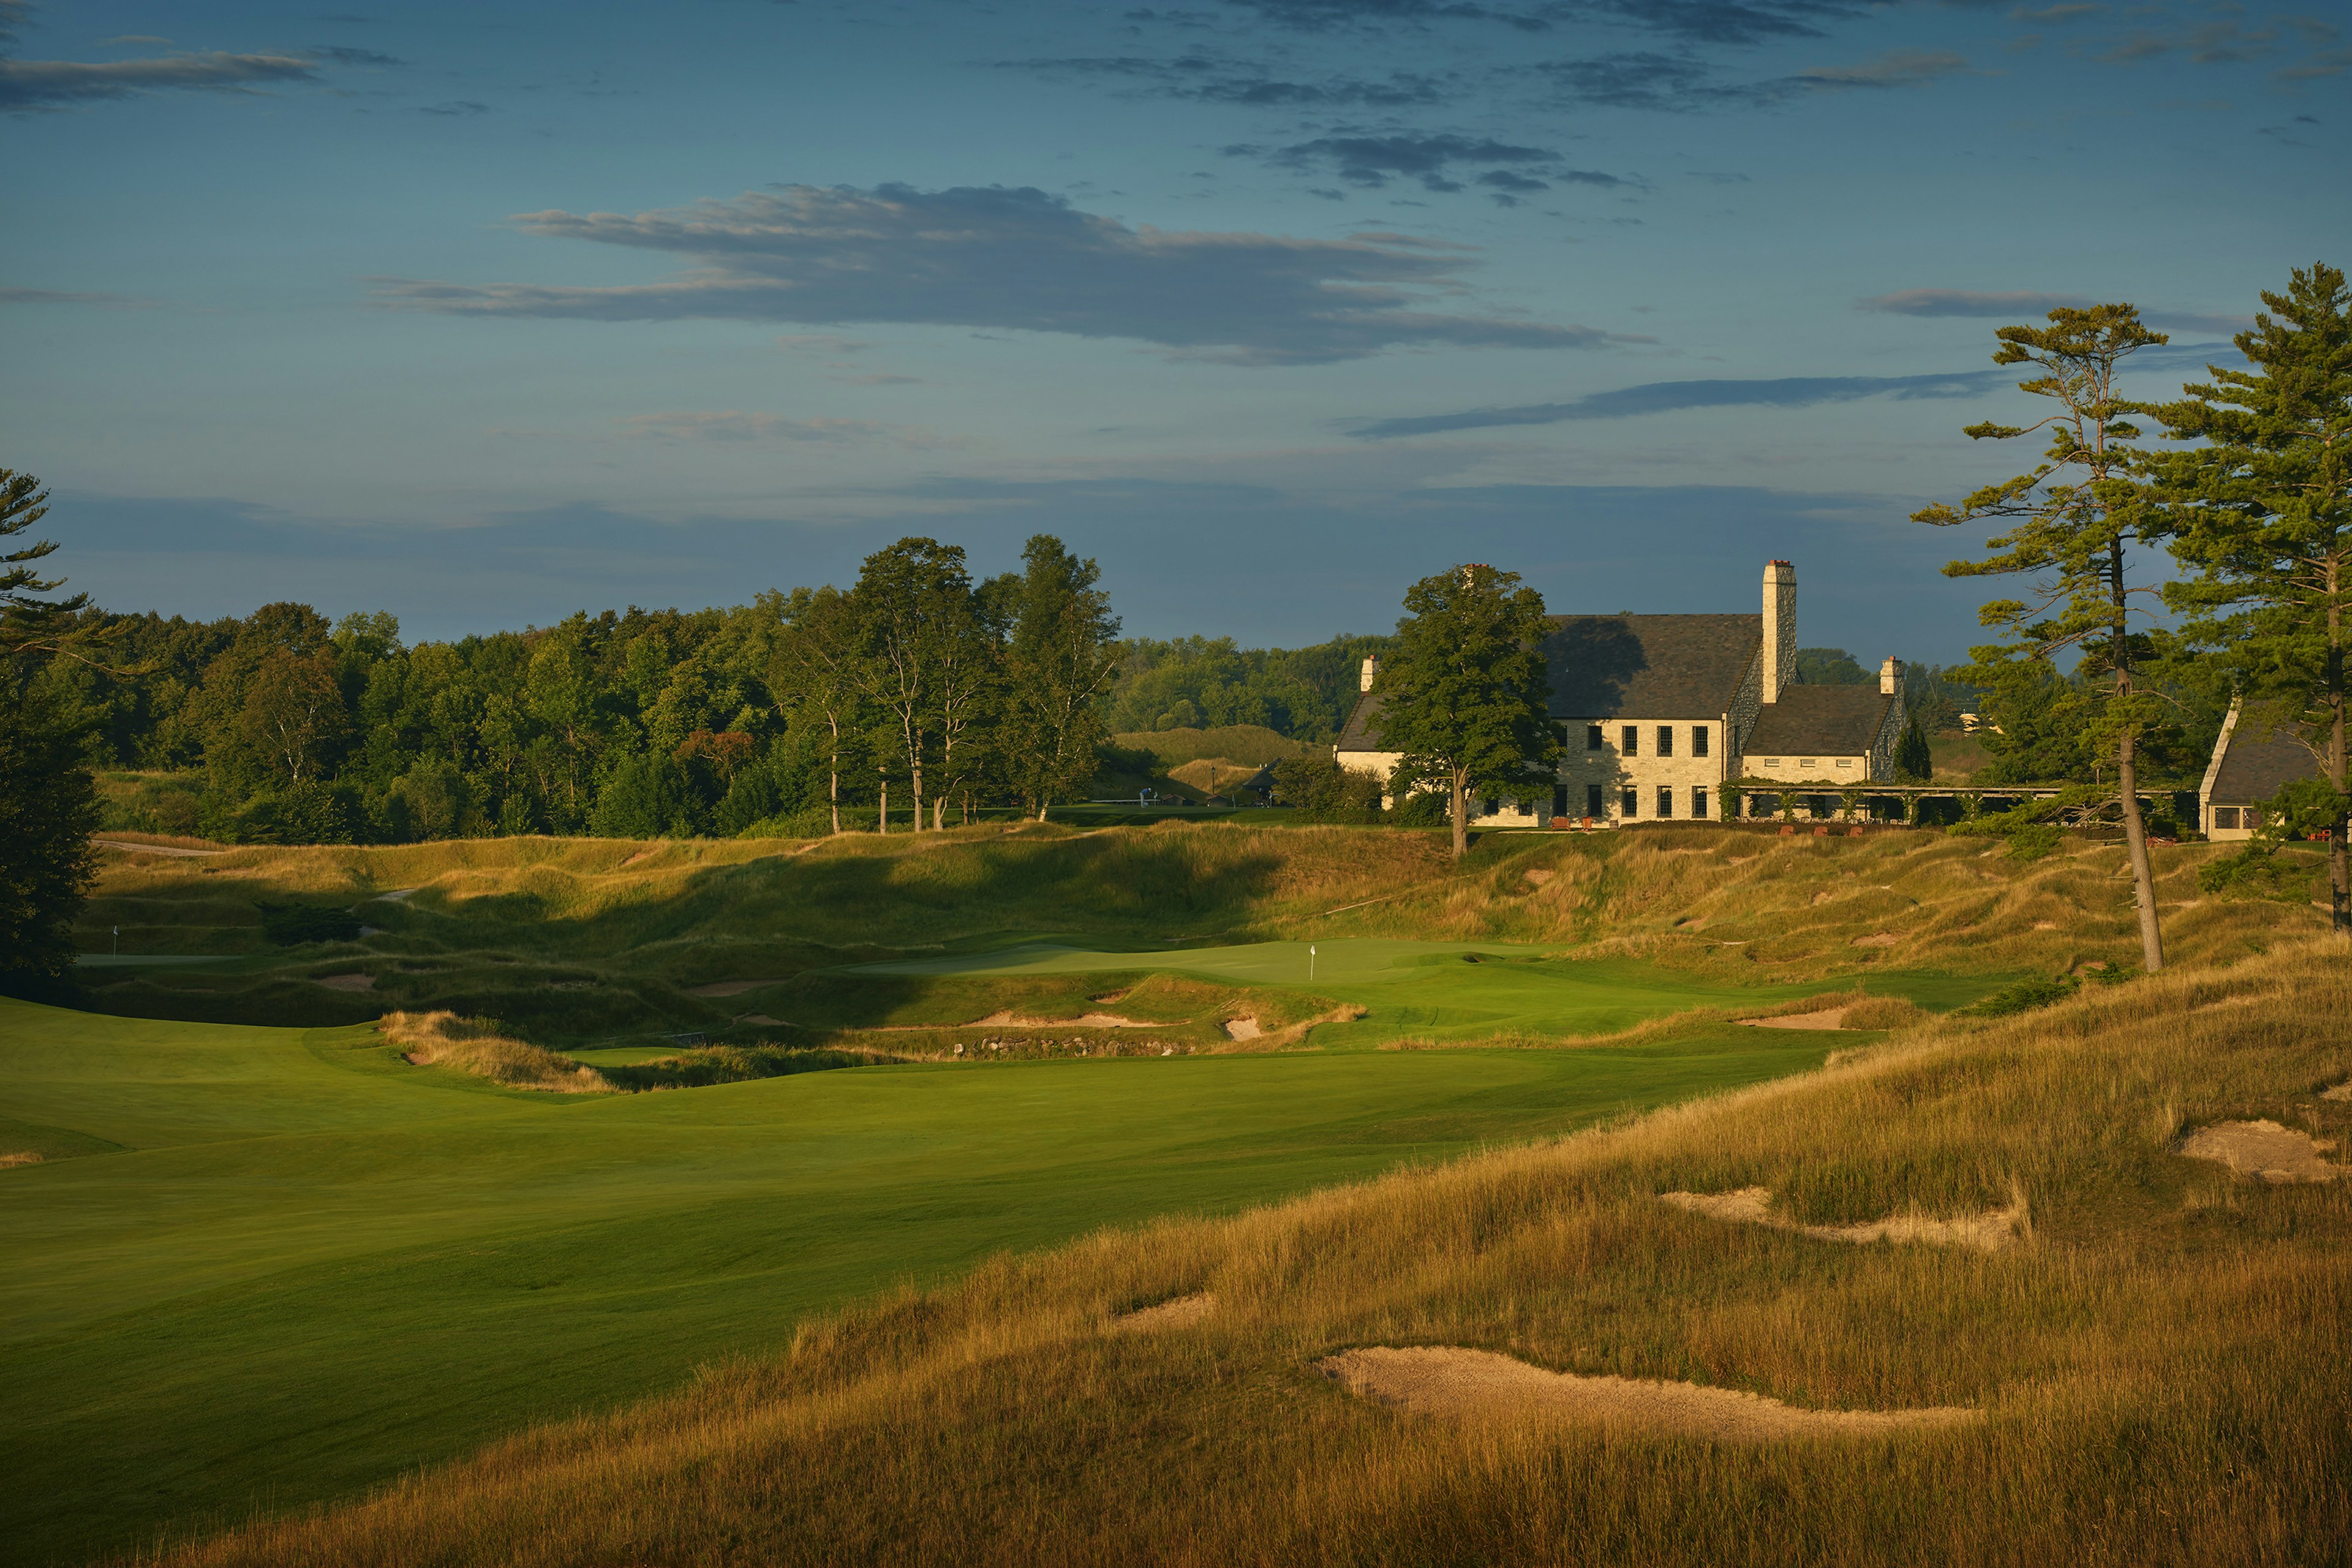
[6,820,2343,1564]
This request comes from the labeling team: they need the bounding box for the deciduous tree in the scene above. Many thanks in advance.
[1917,304,2177,972]
[2149,262,2352,935]
[1371,563,1557,859]
[1001,535,1121,821]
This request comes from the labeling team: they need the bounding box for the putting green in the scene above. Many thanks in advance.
[1,993,1831,1562]
[853,938,1991,1044]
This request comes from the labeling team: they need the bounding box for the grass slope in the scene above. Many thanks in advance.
[68,821,2331,1048]
[0,998,1826,1563]
[151,938,2352,1568]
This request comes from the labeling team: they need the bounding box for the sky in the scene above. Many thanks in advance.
[4,0,2347,662]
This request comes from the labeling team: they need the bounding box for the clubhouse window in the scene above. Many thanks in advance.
[1586,724,1604,751]
[1657,725,1675,757]
[1836,758,1854,770]
[2214,806,2242,829]
[1622,725,1639,756]
[1656,785,1673,818]
[1621,786,1638,818]
[1760,758,1779,769]
[1692,786,1709,818]
[1692,726,1709,758]
[1586,782,1603,818]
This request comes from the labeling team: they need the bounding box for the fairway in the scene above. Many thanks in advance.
[0,996,1828,1562]
[855,937,1994,1043]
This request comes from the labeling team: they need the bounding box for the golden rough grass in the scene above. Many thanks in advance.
[152,937,2352,1568]
[378,1011,612,1095]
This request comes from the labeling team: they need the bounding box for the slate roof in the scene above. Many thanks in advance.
[1541,614,1763,720]
[1336,611,1768,752]
[2211,722,2323,803]
[1336,690,1389,753]
[1743,685,1898,757]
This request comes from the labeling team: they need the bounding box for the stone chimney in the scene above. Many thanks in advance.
[1360,654,1378,693]
[1761,560,1796,703]
[1880,656,1902,696]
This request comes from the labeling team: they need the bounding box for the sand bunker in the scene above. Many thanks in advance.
[1737,1007,1850,1031]
[1111,1293,1213,1332]
[739,1014,785,1027]
[1850,932,1904,948]
[1317,1348,1980,1441]
[1660,1186,2026,1253]
[315,973,376,992]
[1,1152,45,1169]
[371,888,417,902]
[620,846,662,866]
[2323,1082,2352,1102]
[1224,1016,1263,1041]
[973,1010,1158,1028]
[690,979,784,997]
[2178,1120,2342,1183]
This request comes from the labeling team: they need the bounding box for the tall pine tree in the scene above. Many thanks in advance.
[1915,304,2176,972]
[2149,262,2352,935]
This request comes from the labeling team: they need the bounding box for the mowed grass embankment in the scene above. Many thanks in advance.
[0,997,1828,1563]
[69,820,2329,1047]
[148,937,2352,1568]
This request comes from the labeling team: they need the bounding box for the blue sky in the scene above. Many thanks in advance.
[4,0,2346,660]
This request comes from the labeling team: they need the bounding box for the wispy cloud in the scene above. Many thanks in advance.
[1353,341,2248,439]
[0,4,397,112]
[1000,53,1449,107]
[1862,287,2250,334]
[1534,42,1964,111]
[1224,131,1632,203]
[1348,369,2008,438]
[622,411,940,446]
[1792,48,1970,89]
[375,181,1638,366]
[0,284,140,305]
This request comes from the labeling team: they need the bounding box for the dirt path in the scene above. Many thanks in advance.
[1317,1347,1981,1441]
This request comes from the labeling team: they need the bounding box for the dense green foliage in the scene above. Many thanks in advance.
[1894,715,1932,781]
[1371,563,1558,858]
[1,470,102,984]
[1102,631,1394,741]
[2150,262,2352,932]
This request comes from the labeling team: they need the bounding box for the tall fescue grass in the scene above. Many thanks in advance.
[148,937,2352,1567]
[377,1011,612,1093]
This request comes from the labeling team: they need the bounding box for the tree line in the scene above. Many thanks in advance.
[3,263,2342,983]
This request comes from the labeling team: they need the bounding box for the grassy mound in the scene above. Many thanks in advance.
[380,1010,612,1093]
[69,823,2333,1050]
[153,938,2352,1568]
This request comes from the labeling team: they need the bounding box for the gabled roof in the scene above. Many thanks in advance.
[2210,713,2323,804]
[1542,613,1762,720]
[1743,685,1898,757]
[1336,690,1389,753]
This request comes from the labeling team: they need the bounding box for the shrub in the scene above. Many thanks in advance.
[1962,974,2078,1017]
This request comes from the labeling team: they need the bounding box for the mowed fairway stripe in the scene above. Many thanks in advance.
[0,997,1825,1562]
